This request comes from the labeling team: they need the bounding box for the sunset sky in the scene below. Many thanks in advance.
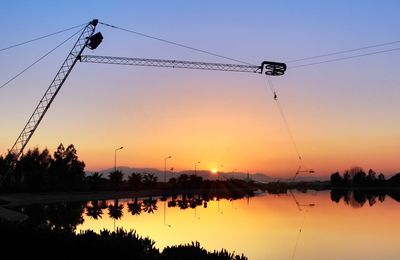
[1,1,399,177]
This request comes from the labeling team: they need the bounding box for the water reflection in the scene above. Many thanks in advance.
[11,189,400,260]
[329,189,400,208]
[19,202,85,231]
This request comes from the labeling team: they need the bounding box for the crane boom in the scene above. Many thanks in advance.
[79,55,287,76]
[8,20,102,161]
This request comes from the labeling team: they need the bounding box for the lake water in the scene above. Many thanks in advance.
[16,190,400,260]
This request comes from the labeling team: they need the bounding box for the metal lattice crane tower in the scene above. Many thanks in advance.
[8,19,103,161]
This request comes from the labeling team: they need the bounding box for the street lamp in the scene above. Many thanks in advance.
[217,164,223,180]
[114,146,123,172]
[232,168,237,179]
[164,156,172,183]
[194,161,200,176]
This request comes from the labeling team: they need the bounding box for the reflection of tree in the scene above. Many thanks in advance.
[330,189,393,208]
[86,200,104,219]
[108,199,124,220]
[142,197,158,213]
[47,202,85,232]
[128,198,142,216]
[168,198,177,208]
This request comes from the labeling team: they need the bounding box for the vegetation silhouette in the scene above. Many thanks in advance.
[329,166,400,207]
[0,219,248,260]
[5,196,249,259]
[86,200,107,219]
[330,167,387,187]
[128,197,143,216]
[0,144,269,197]
[108,199,124,220]
[142,197,158,213]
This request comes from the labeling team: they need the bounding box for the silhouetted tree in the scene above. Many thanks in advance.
[16,148,52,190]
[353,171,367,186]
[388,173,400,186]
[330,172,343,187]
[168,177,177,187]
[177,174,189,186]
[128,173,142,189]
[109,170,124,190]
[343,171,352,186]
[142,173,157,188]
[49,143,85,188]
[86,172,107,189]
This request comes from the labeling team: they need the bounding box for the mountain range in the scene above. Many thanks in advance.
[88,166,325,183]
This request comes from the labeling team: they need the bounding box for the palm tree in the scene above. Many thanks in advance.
[142,197,158,213]
[86,200,104,219]
[142,173,157,188]
[128,173,142,189]
[108,200,124,220]
[128,198,143,216]
[108,199,124,231]
[108,170,124,190]
[87,172,106,188]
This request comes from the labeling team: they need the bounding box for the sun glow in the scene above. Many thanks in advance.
[211,168,218,174]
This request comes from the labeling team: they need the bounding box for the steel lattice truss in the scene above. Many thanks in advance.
[9,21,99,159]
[80,55,267,74]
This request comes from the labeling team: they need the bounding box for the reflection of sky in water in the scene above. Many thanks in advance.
[73,191,400,260]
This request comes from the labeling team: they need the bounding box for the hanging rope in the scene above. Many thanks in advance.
[0,23,87,52]
[0,26,85,90]
[265,76,302,161]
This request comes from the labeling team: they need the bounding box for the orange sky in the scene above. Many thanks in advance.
[1,1,400,177]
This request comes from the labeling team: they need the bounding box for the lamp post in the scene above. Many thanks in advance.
[194,161,200,176]
[114,146,123,172]
[232,168,237,179]
[164,156,172,183]
[217,164,223,180]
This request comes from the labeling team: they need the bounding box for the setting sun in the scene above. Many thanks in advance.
[211,169,218,174]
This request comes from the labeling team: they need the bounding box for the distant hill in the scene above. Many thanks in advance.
[87,166,326,183]
[89,167,276,182]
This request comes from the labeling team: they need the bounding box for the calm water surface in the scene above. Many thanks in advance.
[18,191,400,260]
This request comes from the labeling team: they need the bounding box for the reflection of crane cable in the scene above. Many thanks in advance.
[286,39,400,63]
[0,23,87,52]
[291,210,308,260]
[99,21,255,66]
[265,76,302,161]
[0,26,85,90]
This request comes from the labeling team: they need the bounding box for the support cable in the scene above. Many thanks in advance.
[0,26,85,90]
[289,46,400,69]
[265,76,302,161]
[99,21,256,66]
[286,39,400,63]
[0,23,87,52]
